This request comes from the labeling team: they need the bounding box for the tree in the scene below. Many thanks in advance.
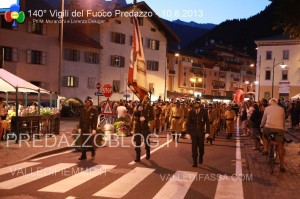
[271,0,300,38]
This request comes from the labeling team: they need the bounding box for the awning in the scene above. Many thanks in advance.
[0,68,49,93]
[291,93,300,100]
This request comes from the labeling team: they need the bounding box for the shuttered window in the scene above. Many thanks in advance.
[110,55,125,67]
[111,32,125,44]
[62,76,79,87]
[26,50,47,65]
[64,48,80,62]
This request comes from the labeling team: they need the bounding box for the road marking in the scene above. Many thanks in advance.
[31,150,74,161]
[128,139,173,165]
[93,167,155,198]
[65,197,76,199]
[214,119,244,199]
[0,162,41,176]
[38,164,116,193]
[153,171,197,199]
[0,163,76,189]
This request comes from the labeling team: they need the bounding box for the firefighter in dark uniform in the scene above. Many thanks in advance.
[78,96,99,160]
[133,95,154,162]
[187,99,210,167]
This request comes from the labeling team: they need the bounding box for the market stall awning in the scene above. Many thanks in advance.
[0,68,49,93]
[291,93,300,100]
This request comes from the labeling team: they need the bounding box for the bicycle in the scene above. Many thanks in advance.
[266,131,293,174]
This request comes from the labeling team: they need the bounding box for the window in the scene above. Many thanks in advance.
[30,81,41,87]
[266,51,272,60]
[265,70,271,80]
[26,50,46,64]
[85,51,99,64]
[148,39,160,50]
[1,46,18,62]
[147,61,159,71]
[283,50,289,60]
[64,48,80,62]
[115,20,121,24]
[129,36,143,46]
[130,17,143,26]
[151,28,156,32]
[282,70,288,80]
[27,20,47,35]
[149,83,154,93]
[62,76,79,87]
[111,55,125,67]
[113,80,120,92]
[1,16,12,29]
[87,77,96,89]
[111,32,125,44]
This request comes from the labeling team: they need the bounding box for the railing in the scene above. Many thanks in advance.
[10,114,60,142]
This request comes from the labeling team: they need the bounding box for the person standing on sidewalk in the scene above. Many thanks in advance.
[78,96,99,160]
[260,98,286,172]
[249,103,262,150]
[187,99,210,167]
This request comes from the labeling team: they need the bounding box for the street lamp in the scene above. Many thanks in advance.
[190,77,202,96]
[272,58,287,98]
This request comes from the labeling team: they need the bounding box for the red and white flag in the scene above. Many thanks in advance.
[128,16,148,100]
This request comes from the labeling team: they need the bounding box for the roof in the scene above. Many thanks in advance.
[0,68,49,93]
[255,35,300,46]
[64,26,103,49]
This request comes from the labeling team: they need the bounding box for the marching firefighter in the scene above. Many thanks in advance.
[132,96,154,162]
[78,96,99,160]
[169,101,184,142]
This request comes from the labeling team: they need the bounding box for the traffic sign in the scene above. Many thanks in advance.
[102,99,113,115]
[95,92,103,96]
[102,84,113,98]
[96,82,101,90]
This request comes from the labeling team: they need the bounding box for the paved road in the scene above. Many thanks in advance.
[0,125,250,199]
[1,118,299,199]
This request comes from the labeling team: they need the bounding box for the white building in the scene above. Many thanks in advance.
[60,2,179,103]
[255,36,300,100]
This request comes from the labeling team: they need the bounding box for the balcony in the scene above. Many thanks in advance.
[231,68,241,73]
[192,63,200,67]
[169,69,176,75]
[220,67,228,71]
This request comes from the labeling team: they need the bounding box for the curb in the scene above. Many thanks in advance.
[285,130,300,140]
[25,146,74,160]
[6,146,75,167]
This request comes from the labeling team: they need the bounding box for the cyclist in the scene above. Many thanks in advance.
[260,98,286,172]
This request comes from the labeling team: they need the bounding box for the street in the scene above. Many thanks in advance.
[0,125,252,199]
[1,118,299,199]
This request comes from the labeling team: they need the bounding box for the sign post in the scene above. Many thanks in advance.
[96,82,101,106]
[101,84,113,124]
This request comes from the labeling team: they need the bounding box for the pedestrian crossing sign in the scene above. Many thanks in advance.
[102,99,113,115]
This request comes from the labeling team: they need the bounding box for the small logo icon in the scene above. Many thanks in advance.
[4,4,25,27]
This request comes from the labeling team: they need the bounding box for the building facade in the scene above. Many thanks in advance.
[167,43,256,102]
[255,36,300,100]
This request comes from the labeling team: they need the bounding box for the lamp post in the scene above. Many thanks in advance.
[250,56,261,101]
[271,58,287,98]
[190,77,202,98]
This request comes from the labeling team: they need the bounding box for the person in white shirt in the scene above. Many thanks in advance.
[260,98,286,172]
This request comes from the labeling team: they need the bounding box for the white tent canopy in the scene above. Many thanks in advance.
[291,93,300,100]
[0,68,49,93]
